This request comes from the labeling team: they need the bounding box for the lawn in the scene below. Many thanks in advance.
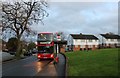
[65,48,119,76]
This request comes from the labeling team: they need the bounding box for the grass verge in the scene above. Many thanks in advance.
[65,48,119,76]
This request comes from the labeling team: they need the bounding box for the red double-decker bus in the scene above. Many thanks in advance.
[36,32,59,62]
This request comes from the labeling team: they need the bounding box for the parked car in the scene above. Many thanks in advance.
[1,52,14,62]
[24,52,32,56]
[9,51,16,55]
[32,49,38,54]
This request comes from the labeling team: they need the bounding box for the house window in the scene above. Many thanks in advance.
[81,40,85,42]
[117,39,120,42]
[95,40,98,42]
[89,39,92,42]
[111,39,114,41]
[107,39,110,41]
[114,39,117,41]
[75,39,78,42]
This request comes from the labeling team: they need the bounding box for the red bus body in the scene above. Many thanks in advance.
[37,32,55,60]
[37,53,54,59]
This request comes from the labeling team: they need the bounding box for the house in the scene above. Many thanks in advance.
[100,33,120,48]
[67,33,99,51]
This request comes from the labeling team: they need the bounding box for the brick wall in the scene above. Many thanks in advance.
[92,45,96,50]
[60,48,65,52]
[60,45,66,52]
[73,45,80,51]
[73,45,98,51]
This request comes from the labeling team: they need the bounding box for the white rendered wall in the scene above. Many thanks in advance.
[73,39,99,46]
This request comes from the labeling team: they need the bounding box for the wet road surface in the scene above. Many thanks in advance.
[2,53,66,77]
[2,56,53,76]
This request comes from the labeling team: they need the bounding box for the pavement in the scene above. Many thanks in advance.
[0,52,14,62]
[0,62,2,78]
[0,51,15,78]
[55,53,66,76]
[2,53,66,78]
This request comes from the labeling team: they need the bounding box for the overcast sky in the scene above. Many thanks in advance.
[31,2,118,37]
[1,0,118,41]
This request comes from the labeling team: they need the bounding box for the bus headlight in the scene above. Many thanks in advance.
[50,54,54,58]
[38,55,41,58]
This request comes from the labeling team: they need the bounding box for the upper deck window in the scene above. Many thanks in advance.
[38,33,53,41]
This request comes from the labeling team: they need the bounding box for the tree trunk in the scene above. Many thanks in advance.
[15,36,22,59]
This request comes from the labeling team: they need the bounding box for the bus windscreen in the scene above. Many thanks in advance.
[38,46,54,53]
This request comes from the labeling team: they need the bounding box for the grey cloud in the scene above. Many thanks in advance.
[32,2,118,36]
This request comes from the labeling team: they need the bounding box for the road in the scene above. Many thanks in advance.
[2,53,66,78]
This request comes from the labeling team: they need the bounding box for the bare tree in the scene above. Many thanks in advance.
[2,0,48,58]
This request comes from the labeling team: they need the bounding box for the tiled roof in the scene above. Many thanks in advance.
[70,34,98,40]
[100,34,120,39]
